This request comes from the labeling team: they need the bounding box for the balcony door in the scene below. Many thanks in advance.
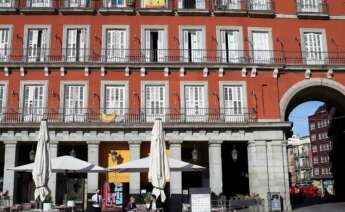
[251,0,270,10]
[27,29,47,62]
[183,30,204,62]
[303,32,325,65]
[179,0,204,9]
[0,29,9,62]
[0,85,6,118]
[66,29,87,62]
[64,85,86,122]
[104,85,126,121]
[144,29,166,62]
[301,0,321,13]
[251,31,271,63]
[223,85,244,122]
[66,0,87,7]
[23,85,45,122]
[104,0,125,7]
[0,0,13,7]
[145,85,166,122]
[105,29,127,62]
[220,30,240,63]
[220,0,240,9]
[28,0,51,7]
[184,85,206,122]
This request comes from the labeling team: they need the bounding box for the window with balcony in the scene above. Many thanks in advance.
[219,29,242,63]
[104,28,128,62]
[181,28,205,62]
[249,29,272,64]
[0,0,14,7]
[22,84,46,122]
[248,0,272,11]
[217,0,241,10]
[143,83,167,122]
[64,27,88,62]
[311,133,316,141]
[310,122,315,130]
[63,84,87,122]
[302,30,327,65]
[314,168,319,176]
[313,156,318,164]
[312,144,317,153]
[65,0,89,7]
[25,28,48,62]
[103,0,126,8]
[0,83,7,118]
[298,0,324,13]
[26,0,51,7]
[143,28,167,62]
[178,0,205,9]
[223,85,244,122]
[103,85,126,121]
[182,83,207,122]
[142,0,167,8]
[0,28,10,62]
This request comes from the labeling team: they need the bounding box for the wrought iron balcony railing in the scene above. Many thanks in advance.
[246,0,273,12]
[1,48,344,66]
[296,0,328,15]
[0,107,256,124]
[215,0,246,11]
[23,0,54,8]
[0,0,16,8]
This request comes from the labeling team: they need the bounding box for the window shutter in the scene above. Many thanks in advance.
[79,29,86,62]
[178,0,182,9]
[196,0,204,9]
[0,85,4,114]
[157,30,165,62]
[145,30,151,62]
[227,30,239,62]
[40,29,47,62]
[183,30,189,62]
[0,29,9,60]
[27,29,39,62]
[118,30,126,62]
[220,31,227,63]
[67,29,77,62]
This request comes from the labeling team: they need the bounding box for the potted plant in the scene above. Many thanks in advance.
[43,195,52,211]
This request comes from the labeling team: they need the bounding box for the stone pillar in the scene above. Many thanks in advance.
[48,142,58,204]
[282,140,292,211]
[87,141,100,194]
[169,140,183,212]
[129,140,141,195]
[3,140,17,204]
[169,140,182,195]
[208,140,223,195]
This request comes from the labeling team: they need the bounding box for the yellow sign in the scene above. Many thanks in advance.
[144,0,166,8]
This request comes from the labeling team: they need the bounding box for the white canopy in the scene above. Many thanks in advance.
[10,155,105,173]
[32,120,52,202]
[108,157,205,173]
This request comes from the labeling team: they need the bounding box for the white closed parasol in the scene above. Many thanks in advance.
[148,119,170,202]
[32,119,52,202]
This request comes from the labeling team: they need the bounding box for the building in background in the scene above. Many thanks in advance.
[287,135,312,185]
[308,105,334,195]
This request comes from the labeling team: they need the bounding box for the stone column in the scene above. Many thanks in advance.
[3,140,17,204]
[48,142,58,204]
[129,140,141,195]
[247,140,256,194]
[87,141,100,194]
[208,140,223,195]
[169,140,182,195]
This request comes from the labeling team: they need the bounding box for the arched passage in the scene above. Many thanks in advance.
[280,78,345,202]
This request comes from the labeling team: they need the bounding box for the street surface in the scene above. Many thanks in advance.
[293,202,345,212]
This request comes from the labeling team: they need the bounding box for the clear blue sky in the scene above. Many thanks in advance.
[288,101,324,137]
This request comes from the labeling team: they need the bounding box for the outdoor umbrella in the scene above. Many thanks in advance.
[108,157,205,172]
[32,119,52,202]
[10,155,105,173]
[148,119,170,202]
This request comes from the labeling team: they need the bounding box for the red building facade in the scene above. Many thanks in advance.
[2,0,345,210]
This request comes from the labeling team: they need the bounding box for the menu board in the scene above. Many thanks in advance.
[114,183,123,206]
[190,188,211,212]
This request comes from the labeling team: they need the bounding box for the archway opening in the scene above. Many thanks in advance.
[282,79,345,208]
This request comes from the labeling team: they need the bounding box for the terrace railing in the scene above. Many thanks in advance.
[0,107,256,124]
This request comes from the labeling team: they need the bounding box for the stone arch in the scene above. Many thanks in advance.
[280,78,345,120]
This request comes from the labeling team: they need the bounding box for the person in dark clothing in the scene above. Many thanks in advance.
[126,196,137,212]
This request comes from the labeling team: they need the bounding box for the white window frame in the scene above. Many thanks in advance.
[141,0,167,8]
[0,81,8,120]
[300,0,322,13]
[100,80,129,122]
[300,28,328,65]
[141,25,168,63]
[248,27,273,64]
[103,0,126,7]
[141,81,169,122]
[216,26,243,63]
[180,81,208,122]
[19,80,48,122]
[28,0,52,7]
[60,81,88,122]
[179,25,206,63]
[0,25,13,62]
[62,25,90,62]
[178,0,205,9]
[102,25,129,63]
[219,81,247,122]
[249,0,271,10]
[23,25,51,63]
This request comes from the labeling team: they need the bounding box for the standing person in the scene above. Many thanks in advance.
[147,194,161,211]
[126,196,137,212]
[91,189,102,212]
